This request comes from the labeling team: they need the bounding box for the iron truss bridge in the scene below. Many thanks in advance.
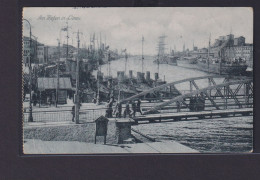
[120,75,253,123]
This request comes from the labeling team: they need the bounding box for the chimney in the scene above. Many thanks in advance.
[129,70,133,79]
[146,71,150,81]
[155,73,159,81]
[137,72,143,83]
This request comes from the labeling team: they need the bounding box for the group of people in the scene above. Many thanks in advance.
[105,99,143,118]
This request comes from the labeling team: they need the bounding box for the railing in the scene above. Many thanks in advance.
[23,108,109,123]
[23,85,252,123]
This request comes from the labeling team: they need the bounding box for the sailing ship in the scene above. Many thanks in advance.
[153,35,172,65]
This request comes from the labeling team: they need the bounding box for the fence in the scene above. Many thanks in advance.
[23,85,252,123]
[23,108,108,123]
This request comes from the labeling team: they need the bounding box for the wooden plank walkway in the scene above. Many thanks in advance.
[132,108,253,123]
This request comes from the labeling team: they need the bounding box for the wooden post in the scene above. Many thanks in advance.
[208,78,211,97]
[190,81,193,93]
[104,135,107,144]
[244,83,249,108]
[224,86,227,109]
[94,123,97,144]
[39,91,41,107]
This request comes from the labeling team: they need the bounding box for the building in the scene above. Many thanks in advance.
[37,44,45,64]
[210,34,253,66]
[23,36,49,65]
[37,77,72,104]
[44,46,49,63]
[23,36,37,66]
[223,44,253,68]
[234,36,245,46]
[190,48,214,58]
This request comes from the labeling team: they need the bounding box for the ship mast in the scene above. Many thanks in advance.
[124,49,128,73]
[208,33,211,73]
[157,53,160,76]
[142,36,144,73]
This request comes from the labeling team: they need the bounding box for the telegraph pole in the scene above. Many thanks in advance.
[208,33,211,73]
[56,39,60,107]
[142,36,144,73]
[66,21,69,59]
[124,49,128,73]
[23,18,33,122]
[74,30,82,124]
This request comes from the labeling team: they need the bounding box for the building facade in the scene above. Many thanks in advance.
[23,36,37,66]
[209,34,253,68]
[23,36,49,65]
[37,45,45,64]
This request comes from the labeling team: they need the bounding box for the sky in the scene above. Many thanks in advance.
[23,7,253,55]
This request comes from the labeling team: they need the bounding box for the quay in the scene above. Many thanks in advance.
[23,139,198,154]
[132,108,253,124]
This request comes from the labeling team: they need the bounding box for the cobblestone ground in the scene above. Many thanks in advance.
[132,116,253,153]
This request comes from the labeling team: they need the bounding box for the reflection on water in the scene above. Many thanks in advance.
[99,56,225,90]
[133,116,253,153]
[101,55,207,81]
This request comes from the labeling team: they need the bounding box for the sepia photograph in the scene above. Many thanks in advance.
[22,7,253,154]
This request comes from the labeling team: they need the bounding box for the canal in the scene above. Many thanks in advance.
[100,56,253,153]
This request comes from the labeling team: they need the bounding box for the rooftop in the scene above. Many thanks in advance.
[37,77,72,90]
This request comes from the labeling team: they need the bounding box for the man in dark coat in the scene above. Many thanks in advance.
[113,101,122,118]
[123,102,131,118]
[32,92,37,106]
[71,105,75,122]
[136,99,142,115]
[131,101,136,117]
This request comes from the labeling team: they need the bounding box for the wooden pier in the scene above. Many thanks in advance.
[132,108,253,124]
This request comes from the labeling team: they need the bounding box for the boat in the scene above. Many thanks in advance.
[153,35,171,65]
[177,56,197,69]
[189,34,247,75]
[196,58,248,75]
[168,56,178,66]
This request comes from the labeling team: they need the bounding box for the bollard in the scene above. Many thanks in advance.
[115,118,134,144]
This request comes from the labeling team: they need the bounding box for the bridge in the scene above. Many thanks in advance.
[119,75,253,124]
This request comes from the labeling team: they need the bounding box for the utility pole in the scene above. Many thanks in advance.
[142,36,144,73]
[74,30,83,124]
[31,35,38,64]
[157,53,160,76]
[66,21,69,59]
[23,18,33,122]
[56,39,60,107]
[125,49,128,73]
[208,33,211,73]
[108,51,111,77]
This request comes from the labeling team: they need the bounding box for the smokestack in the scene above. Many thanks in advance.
[146,71,150,81]
[141,73,145,82]
[129,70,133,79]
[117,71,124,82]
[137,72,143,83]
[155,73,159,81]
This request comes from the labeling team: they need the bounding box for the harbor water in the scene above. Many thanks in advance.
[100,56,253,153]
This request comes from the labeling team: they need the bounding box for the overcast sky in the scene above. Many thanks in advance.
[23,7,253,55]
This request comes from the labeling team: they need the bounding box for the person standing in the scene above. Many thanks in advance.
[108,100,113,118]
[123,102,130,118]
[136,99,143,115]
[113,101,122,118]
[32,92,37,106]
[71,105,75,122]
[131,101,136,117]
